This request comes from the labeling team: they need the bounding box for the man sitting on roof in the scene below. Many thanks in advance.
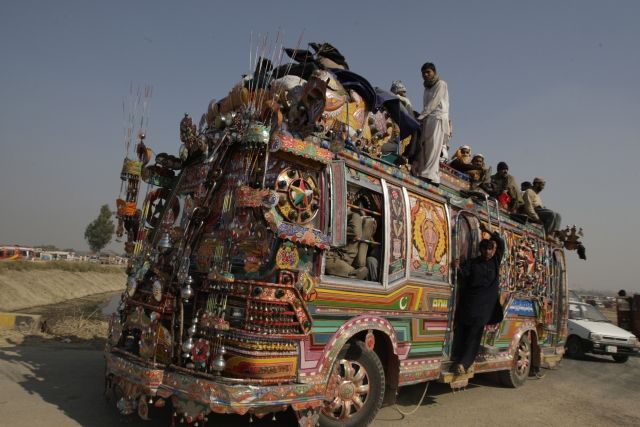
[467,154,496,194]
[449,145,475,173]
[522,177,562,234]
[489,162,522,212]
[390,80,413,113]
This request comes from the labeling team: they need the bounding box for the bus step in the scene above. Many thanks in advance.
[439,369,474,387]
[480,345,500,355]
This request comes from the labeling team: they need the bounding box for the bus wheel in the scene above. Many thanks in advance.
[320,341,385,427]
[565,335,584,359]
[612,354,629,363]
[499,333,531,388]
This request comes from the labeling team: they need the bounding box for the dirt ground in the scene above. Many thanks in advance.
[0,268,125,312]
[0,291,120,348]
[0,330,638,427]
[1,295,637,426]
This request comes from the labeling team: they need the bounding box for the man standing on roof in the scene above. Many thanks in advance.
[412,62,450,185]
[522,177,562,234]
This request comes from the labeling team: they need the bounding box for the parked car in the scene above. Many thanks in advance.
[566,301,640,363]
[568,290,581,302]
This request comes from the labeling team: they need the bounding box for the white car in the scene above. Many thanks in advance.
[566,301,640,363]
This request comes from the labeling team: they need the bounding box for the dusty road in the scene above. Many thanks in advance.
[0,335,638,427]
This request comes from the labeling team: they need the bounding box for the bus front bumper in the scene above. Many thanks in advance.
[105,351,325,421]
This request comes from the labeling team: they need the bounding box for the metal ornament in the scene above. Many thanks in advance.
[181,284,194,301]
[182,337,194,352]
[126,275,138,297]
[152,280,163,302]
[117,397,135,416]
[187,324,197,336]
[179,144,188,161]
[157,232,172,253]
[176,256,190,284]
[211,345,226,372]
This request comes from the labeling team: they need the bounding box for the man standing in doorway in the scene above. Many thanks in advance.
[452,224,505,374]
[411,62,450,185]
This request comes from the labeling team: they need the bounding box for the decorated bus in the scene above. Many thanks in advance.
[0,246,36,261]
[105,41,584,426]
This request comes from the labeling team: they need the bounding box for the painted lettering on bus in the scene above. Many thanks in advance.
[431,298,449,312]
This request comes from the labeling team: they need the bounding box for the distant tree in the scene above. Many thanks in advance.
[39,244,58,251]
[84,204,115,253]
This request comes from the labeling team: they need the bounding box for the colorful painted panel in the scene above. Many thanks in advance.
[407,318,447,356]
[264,208,331,250]
[338,150,447,196]
[408,195,449,282]
[500,229,553,298]
[507,299,536,317]
[178,163,212,194]
[387,184,407,281]
[224,355,298,379]
[314,285,422,312]
[270,133,333,164]
[329,161,347,247]
[346,166,382,190]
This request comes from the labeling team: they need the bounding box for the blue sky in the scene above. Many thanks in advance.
[1,0,639,292]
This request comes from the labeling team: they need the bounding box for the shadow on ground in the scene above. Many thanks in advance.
[566,354,622,364]
[374,371,510,422]
[0,334,299,426]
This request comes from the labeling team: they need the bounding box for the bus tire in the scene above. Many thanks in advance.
[499,333,531,388]
[565,335,584,359]
[320,341,385,427]
[612,354,628,363]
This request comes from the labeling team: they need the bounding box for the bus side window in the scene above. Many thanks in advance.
[325,186,383,282]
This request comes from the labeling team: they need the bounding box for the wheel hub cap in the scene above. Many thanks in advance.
[323,359,371,420]
[338,382,356,400]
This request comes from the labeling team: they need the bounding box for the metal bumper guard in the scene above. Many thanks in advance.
[105,352,325,423]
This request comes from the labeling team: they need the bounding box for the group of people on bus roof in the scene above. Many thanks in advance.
[390,62,561,238]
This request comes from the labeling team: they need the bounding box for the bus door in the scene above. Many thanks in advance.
[445,211,481,357]
[549,249,568,346]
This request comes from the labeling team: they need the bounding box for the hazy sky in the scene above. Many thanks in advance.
[1,0,639,292]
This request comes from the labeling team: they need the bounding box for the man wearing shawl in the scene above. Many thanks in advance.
[489,162,523,212]
[449,145,474,173]
[390,80,413,112]
[412,62,450,184]
[522,177,562,234]
[452,225,505,374]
